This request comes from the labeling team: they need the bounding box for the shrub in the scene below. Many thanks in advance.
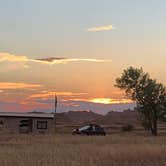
[122,124,134,132]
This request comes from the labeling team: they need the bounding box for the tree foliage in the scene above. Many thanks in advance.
[115,67,166,136]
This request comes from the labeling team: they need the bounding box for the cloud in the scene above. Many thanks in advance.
[36,57,66,62]
[0,87,135,113]
[69,98,133,105]
[0,100,50,112]
[88,98,133,104]
[28,91,87,100]
[0,82,43,90]
[0,52,112,66]
[22,91,88,108]
[36,57,112,64]
[87,24,115,32]
[0,52,28,62]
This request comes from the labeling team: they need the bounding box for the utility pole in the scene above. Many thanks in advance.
[54,93,57,126]
[55,93,57,114]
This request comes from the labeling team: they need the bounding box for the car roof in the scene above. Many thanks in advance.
[81,124,101,127]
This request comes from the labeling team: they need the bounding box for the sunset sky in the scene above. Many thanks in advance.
[0,0,166,114]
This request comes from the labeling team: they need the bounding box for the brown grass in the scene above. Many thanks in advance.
[0,133,166,166]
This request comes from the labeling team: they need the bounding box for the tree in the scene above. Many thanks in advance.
[115,66,166,136]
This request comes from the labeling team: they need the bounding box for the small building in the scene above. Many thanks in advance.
[0,112,55,134]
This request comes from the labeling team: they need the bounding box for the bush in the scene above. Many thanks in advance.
[122,124,134,132]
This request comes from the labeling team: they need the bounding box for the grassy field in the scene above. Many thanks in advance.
[0,133,166,166]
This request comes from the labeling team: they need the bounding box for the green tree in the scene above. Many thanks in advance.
[115,67,166,136]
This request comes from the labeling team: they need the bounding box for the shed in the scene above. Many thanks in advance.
[0,112,55,134]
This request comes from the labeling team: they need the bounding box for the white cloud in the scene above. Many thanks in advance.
[36,57,112,64]
[87,24,115,32]
[0,52,28,62]
[0,52,112,66]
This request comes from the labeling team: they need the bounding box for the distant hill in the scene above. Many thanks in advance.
[93,110,140,125]
[56,112,72,124]
[56,110,140,126]
[65,110,102,123]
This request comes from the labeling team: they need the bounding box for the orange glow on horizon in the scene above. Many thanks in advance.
[71,97,133,104]
[88,98,133,104]
[0,82,43,90]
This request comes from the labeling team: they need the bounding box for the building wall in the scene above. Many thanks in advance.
[32,118,55,134]
[0,117,55,134]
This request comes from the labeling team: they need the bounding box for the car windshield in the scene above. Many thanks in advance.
[79,125,90,131]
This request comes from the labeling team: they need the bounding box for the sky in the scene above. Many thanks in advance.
[0,0,166,114]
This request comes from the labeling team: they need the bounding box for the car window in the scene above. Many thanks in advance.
[95,125,103,131]
[92,126,95,131]
[79,125,90,131]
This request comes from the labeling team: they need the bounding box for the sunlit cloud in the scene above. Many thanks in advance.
[0,88,135,113]
[89,98,133,104]
[35,57,112,64]
[0,52,112,66]
[0,52,28,62]
[0,82,43,90]
[70,98,133,105]
[27,91,87,100]
[87,24,115,32]
[27,91,132,105]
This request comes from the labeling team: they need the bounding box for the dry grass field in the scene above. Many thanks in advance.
[0,133,166,166]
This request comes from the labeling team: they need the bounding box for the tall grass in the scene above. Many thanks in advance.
[0,133,166,166]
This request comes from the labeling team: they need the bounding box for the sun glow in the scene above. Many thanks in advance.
[89,98,132,104]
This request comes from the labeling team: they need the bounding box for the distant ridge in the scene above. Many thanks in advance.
[92,109,140,125]
[65,110,102,123]
[55,110,140,125]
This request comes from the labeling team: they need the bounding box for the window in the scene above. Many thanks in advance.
[0,120,3,128]
[20,120,29,127]
[79,125,90,131]
[19,119,33,133]
[0,120,3,125]
[37,121,47,129]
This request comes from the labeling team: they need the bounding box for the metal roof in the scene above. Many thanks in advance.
[0,112,54,118]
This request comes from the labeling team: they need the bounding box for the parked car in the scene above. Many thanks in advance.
[72,124,106,136]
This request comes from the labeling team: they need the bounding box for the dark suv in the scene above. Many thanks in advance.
[72,124,106,136]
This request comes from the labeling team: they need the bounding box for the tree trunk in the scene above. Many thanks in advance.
[151,110,158,136]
